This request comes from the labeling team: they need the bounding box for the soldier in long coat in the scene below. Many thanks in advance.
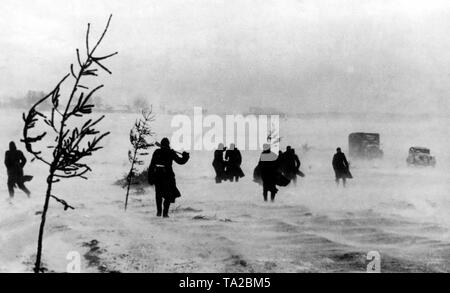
[332,147,352,187]
[4,141,31,198]
[148,138,189,217]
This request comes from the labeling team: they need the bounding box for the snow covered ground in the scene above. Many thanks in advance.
[1,109,450,272]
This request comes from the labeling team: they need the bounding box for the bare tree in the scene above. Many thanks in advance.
[21,15,117,273]
[124,108,155,210]
[267,127,282,145]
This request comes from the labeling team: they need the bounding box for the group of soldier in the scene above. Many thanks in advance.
[5,138,352,218]
[211,143,352,202]
[212,143,304,202]
[212,143,244,184]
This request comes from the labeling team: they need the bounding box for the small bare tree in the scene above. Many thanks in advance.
[267,127,282,145]
[21,15,117,273]
[124,108,155,210]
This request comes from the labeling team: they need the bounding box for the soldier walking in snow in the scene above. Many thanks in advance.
[212,143,226,183]
[224,143,244,182]
[148,138,189,217]
[4,141,31,199]
[280,146,302,185]
[332,147,352,187]
[256,144,281,202]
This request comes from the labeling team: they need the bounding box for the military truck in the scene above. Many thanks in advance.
[406,147,436,167]
[348,132,383,159]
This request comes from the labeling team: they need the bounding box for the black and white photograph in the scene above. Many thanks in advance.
[1,0,450,277]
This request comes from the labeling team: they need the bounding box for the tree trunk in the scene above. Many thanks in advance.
[124,153,137,211]
[34,173,54,273]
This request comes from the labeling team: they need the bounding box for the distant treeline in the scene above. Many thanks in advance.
[0,91,52,110]
[292,112,447,121]
[0,91,153,113]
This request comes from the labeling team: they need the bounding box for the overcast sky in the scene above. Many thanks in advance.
[1,0,450,114]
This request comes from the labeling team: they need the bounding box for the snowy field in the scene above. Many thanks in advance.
[1,109,450,272]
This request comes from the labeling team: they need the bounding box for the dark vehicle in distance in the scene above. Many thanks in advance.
[406,147,436,167]
[348,132,383,159]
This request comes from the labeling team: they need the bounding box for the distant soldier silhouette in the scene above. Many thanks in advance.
[224,143,244,182]
[148,138,189,217]
[257,144,280,202]
[281,146,302,185]
[332,147,352,187]
[4,141,31,198]
[212,143,226,183]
